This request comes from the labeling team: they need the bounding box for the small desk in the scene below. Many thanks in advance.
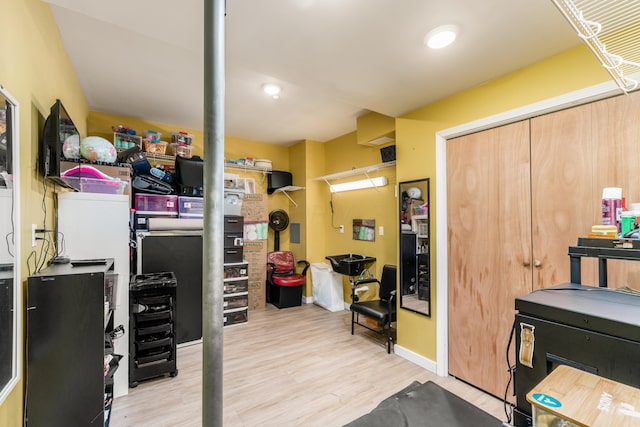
[527,365,640,427]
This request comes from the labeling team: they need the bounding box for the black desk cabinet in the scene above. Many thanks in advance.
[136,232,203,344]
[26,260,117,427]
[513,283,640,427]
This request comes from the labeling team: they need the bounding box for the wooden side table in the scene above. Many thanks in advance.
[527,365,640,427]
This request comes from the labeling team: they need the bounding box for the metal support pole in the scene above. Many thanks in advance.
[203,0,225,426]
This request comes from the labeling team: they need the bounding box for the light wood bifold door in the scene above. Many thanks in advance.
[447,91,640,399]
[447,121,533,400]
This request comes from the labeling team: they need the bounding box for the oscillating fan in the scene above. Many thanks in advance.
[268,209,289,251]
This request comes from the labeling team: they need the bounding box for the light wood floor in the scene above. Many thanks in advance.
[111,303,505,426]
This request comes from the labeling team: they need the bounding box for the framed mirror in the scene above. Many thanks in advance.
[399,178,430,316]
[0,84,21,404]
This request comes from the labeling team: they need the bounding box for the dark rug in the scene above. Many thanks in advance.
[343,381,503,427]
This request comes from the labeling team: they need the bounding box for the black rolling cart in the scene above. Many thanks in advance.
[129,272,178,388]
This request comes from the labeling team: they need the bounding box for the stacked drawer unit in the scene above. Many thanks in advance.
[134,194,179,231]
[224,215,248,326]
[129,272,178,388]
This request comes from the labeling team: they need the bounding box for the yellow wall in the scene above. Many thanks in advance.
[0,2,617,422]
[395,118,437,358]
[0,0,89,424]
[321,132,398,300]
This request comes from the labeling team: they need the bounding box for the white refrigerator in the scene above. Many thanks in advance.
[57,192,130,398]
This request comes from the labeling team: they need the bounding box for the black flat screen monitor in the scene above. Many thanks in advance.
[174,155,203,196]
[268,170,292,194]
[39,99,80,187]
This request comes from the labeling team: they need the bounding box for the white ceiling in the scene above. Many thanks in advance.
[45,0,581,146]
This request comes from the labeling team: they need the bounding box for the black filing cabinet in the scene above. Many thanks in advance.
[26,260,119,426]
[129,272,178,388]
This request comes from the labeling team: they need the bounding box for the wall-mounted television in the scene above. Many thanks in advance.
[38,99,80,187]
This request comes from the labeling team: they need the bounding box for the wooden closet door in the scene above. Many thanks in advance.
[530,102,598,289]
[447,120,532,399]
[592,91,640,290]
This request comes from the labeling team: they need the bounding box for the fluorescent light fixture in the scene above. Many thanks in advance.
[425,25,458,49]
[262,83,281,99]
[330,176,388,193]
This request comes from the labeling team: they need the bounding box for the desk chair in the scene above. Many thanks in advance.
[350,264,397,353]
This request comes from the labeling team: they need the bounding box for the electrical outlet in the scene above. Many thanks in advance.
[32,224,37,247]
[339,225,344,233]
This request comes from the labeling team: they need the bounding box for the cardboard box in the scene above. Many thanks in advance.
[244,240,267,309]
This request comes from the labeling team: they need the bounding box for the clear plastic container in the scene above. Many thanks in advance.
[134,194,178,215]
[171,131,193,145]
[170,143,194,158]
[113,132,143,150]
[143,140,168,154]
[144,130,162,142]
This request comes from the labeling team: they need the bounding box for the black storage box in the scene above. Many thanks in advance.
[268,283,303,309]
[224,233,244,247]
[224,215,244,232]
[380,145,396,163]
[223,248,243,263]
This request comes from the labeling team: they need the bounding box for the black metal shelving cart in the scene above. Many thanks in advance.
[129,272,178,388]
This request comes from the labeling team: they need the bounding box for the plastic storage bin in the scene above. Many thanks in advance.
[171,131,193,145]
[223,190,244,215]
[144,130,162,142]
[178,196,204,218]
[135,194,178,215]
[143,140,168,155]
[113,132,143,150]
[61,177,128,195]
[223,279,248,294]
[223,307,247,326]
[170,143,194,158]
[223,263,248,279]
[223,294,249,310]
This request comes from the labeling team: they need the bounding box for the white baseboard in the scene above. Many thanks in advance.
[394,344,438,375]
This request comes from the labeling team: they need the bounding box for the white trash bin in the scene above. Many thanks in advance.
[311,262,344,312]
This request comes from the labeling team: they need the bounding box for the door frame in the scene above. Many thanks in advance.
[433,79,625,377]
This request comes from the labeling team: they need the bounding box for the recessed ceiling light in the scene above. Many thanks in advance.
[262,83,281,99]
[425,25,458,49]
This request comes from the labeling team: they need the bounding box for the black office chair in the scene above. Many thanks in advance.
[350,264,397,353]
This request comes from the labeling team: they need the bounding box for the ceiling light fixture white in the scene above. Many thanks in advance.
[330,176,388,193]
[425,25,458,49]
[262,83,281,99]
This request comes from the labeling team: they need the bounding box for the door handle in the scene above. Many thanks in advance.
[523,260,531,267]
[534,260,542,268]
